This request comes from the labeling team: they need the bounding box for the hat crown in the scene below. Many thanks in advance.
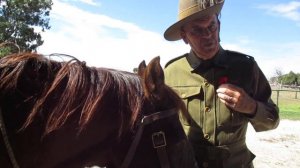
[178,0,224,20]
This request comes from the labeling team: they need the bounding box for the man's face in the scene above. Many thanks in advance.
[181,15,220,60]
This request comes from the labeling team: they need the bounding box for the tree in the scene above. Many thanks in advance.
[0,41,20,56]
[0,0,53,56]
[275,68,283,77]
[270,67,283,84]
[279,71,300,86]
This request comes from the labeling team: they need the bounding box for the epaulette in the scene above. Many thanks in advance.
[164,54,188,68]
[226,50,254,61]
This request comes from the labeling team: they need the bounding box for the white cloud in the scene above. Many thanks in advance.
[60,0,100,6]
[243,42,300,79]
[258,42,300,77]
[258,1,300,22]
[38,0,189,72]
[38,0,300,79]
[78,0,99,6]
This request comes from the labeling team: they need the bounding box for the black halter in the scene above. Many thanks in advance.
[0,107,20,168]
[120,108,178,168]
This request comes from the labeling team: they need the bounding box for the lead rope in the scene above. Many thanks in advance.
[120,124,145,168]
[0,108,20,168]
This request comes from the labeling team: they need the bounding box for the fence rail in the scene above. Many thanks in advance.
[272,89,300,105]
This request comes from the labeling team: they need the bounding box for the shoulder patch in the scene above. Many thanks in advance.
[165,54,188,68]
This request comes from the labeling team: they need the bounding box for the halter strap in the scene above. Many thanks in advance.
[120,108,177,168]
[141,108,178,125]
[0,107,20,168]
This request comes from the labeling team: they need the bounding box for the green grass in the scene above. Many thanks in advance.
[278,103,300,120]
[279,110,300,120]
[271,90,300,120]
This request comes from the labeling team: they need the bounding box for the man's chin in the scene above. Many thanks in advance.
[203,47,218,55]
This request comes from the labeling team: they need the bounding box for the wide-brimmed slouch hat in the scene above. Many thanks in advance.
[164,0,225,41]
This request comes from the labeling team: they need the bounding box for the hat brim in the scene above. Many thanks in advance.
[164,2,224,41]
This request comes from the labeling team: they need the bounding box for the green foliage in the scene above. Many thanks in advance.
[0,46,11,57]
[278,71,300,85]
[0,0,53,52]
[0,42,20,57]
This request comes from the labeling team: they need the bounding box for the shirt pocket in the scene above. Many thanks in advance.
[217,98,247,138]
[174,86,203,126]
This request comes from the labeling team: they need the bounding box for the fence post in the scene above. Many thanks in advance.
[276,90,279,105]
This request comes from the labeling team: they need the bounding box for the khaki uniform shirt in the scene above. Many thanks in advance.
[164,47,279,168]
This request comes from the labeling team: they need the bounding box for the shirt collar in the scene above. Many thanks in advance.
[186,46,229,71]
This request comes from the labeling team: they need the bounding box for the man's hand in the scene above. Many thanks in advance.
[216,83,257,115]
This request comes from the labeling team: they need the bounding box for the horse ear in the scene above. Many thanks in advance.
[144,56,164,93]
[137,60,146,77]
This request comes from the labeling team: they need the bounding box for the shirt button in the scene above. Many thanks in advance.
[204,106,211,112]
[218,124,224,130]
[204,82,209,87]
[204,134,210,140]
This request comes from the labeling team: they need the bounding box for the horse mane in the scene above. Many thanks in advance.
[0,53,144,137]
[0,52,53,91]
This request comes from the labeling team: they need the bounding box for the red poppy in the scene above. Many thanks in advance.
[218,76,228,85]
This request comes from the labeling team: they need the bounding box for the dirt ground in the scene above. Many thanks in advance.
[246,119,300,168]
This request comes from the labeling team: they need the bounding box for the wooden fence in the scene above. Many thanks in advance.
[272,89,300,105]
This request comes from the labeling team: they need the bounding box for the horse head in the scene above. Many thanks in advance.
[109,56,198,168]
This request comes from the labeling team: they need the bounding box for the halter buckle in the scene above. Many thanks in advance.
[152,131,167,148]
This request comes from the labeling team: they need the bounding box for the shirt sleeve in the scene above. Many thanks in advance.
[248,61,280,132]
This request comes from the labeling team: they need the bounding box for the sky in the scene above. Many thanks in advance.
[37,0,300,79]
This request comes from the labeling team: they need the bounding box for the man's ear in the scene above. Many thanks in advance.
[217,16,221,42]
[180,30,188,44]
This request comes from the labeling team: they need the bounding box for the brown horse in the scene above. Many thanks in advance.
[0,53,198,168]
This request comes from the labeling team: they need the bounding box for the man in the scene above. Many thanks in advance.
[163,0,280,168]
